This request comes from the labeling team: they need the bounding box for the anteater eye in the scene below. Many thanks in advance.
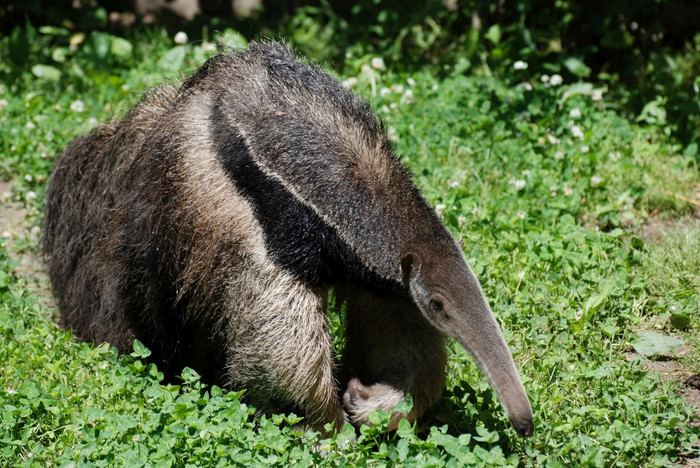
[429,298,444,313]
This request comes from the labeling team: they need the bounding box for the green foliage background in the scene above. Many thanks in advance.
[0,2,699,466]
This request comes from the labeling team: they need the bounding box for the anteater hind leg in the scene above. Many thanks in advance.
[223,273,348,434]
[336,285,447,430]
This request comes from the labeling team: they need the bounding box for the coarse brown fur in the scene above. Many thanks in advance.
[43,42,533,435]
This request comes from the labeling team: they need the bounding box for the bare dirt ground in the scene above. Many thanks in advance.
[639,210,700,466]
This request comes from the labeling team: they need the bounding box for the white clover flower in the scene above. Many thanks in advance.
[432,83,439,91]
[517,82,533,91]
[591,89,604,102]
[569,108,581,119]
[517,270,526,280]
[406,77,416,87]
[590,175,602,186]
[70,99,85,113]
[370,57,386,70]
[380,87,391,98]
[121,84,130,92]
[570,125,584,140]
[513,60,528,70]
[458,215,467,226]
[608,151,621,161]
[24,174,33,182]
[389,102,398,110]
[549,74,563,86]
[342,77,358,89]
[401,89,414,103]
[575,309,583,320]
[380,104,390,114]
[0,99,7,111]
[513,179,526,190]
[435,203,447,217]
[517,211,527,220]
[554,150,565,160]
[547,134,560,145]
[540,74,550,83]
[522,169,531,177]
[26,191,37,202]
[564,184,573,196]
[390,84,404,94]
[25,121,36,130]
[174,31,188,45]
[581,145,589,153]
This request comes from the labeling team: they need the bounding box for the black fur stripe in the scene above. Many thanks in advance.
[210,101,402,295]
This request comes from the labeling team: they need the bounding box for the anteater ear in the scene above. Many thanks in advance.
[400,252,422,283]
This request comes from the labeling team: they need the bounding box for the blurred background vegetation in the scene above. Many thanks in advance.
[1,0,699,150]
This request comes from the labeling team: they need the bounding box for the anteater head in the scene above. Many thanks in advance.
[400,242,534,436]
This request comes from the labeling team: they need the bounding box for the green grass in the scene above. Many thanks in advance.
[1,24,699,466]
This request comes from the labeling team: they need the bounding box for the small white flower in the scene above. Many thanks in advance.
[24,174,33,182]
[380,104,390,114]
[25,191,37,202]
[522,169,531,177]
[517,211,527,220]
[564,184,573,196]
[121,84,130,92]
[608,151,621,161]
[8,388,16,395]
[390,84,404,94]
[517,82,533,91]
[517,270,526,280]
[570,125,584,140]
[549,74,563,86]
[458,215,467,226]
[380,87,391,98]
[449,180,459,188]
[432,83,439,91]
[389,102,398,110]
[345,51,353,59]
[547,134,560,145]
[513,60,528,70]
[540,74,550,83]
[25,121,36,130]
[401,89,414,103]
[590,175,602,187]
[554,150,565,160]
[569,108,581,119]
[406,77,416,87]
[575,309,583,320]
[370,57,385,70]
[174,31,188,45]
[513,179,527,190]
[0,99,7,111]
[70,99,85,113]
[591,89,604,102]
[435,203,447,217]
[342,77,358,89]
[581,145,589,153]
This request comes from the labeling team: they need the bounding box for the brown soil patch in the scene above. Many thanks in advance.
[0,179,50,290]
[640,210,700,245]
